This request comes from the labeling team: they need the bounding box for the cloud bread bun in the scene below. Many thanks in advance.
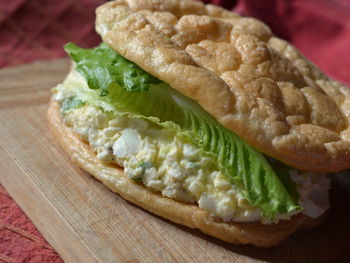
[96,0,350,173]
[48,99,323,247]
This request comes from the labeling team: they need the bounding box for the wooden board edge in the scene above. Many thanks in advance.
[0,135,97,263]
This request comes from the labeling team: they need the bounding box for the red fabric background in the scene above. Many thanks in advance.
[0,0,349,262]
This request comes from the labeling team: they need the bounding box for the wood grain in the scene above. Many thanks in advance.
[0,59,350,263]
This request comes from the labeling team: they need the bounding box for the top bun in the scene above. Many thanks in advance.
[95,0,350,172]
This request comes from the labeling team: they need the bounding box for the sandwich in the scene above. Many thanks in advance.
[48,0,350,247]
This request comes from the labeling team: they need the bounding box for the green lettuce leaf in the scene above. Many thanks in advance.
[64,43,160,95]
[64,43,301,219]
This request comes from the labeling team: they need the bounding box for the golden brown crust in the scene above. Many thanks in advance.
[48,99,323,247]
[95,0,350,172]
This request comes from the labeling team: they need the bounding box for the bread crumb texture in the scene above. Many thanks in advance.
[96,0,350,172]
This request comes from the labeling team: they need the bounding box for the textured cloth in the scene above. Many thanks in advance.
[0,0,104,67]
[0,186,62,263]
[0,0,349,262]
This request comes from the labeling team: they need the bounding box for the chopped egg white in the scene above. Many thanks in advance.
[113,128,141,158]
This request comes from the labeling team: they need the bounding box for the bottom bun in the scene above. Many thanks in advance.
[48,98,324,247]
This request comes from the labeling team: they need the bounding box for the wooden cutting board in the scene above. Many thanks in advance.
[1,59,350,263]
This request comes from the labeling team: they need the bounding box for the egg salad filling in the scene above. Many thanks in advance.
[53,69,331,224]
[54,43,332,225]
